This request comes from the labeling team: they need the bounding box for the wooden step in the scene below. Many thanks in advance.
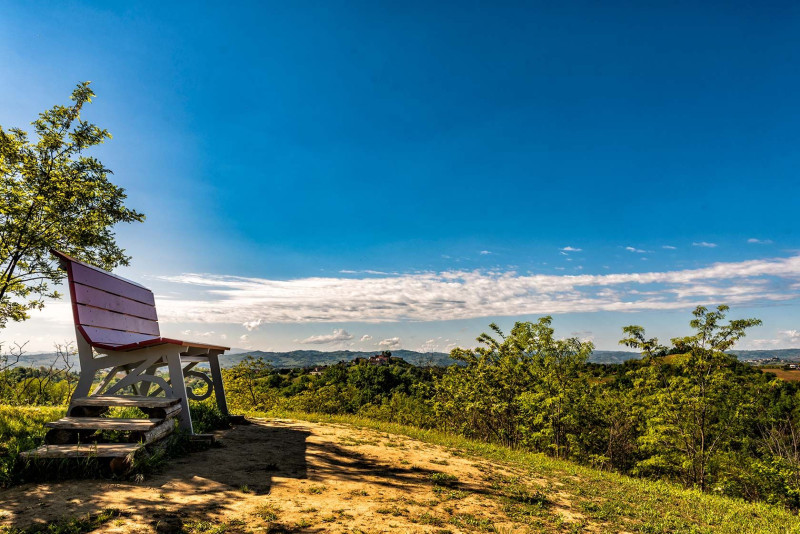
[45,417,162,431]
[68,396,182,418]
[21,442,142,459]
[70,395,180,409]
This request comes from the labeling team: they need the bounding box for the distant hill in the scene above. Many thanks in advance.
[5,349,454,369]
[727,348,800,361]
[222,349,452,368]
[9,348,800,370]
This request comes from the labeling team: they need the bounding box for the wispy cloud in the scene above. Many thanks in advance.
[625,246,647,253]
[418,338,440,352]
[479,250,492,255]
[692,242,718,248]
[299,329,353,344]
[156,255,800,325]
[662,245,677,250]
[747,238,773,245]
[560,246,582,252]
[778,329,800,343]
[379,337,401,349]
[181,330,217,338]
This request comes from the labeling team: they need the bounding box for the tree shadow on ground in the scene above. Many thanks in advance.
[0,420,310,532]
[0,419,518,533]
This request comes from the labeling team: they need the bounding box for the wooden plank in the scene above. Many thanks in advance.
[70,395,181,409]
[51,249,149,288]
[79,326,156,348]
[21,443,141,459]
[71,262,155,305]
[73,284,158,321]
[139,418,175,444]
[45,417,161,431]
[77,305,160,336]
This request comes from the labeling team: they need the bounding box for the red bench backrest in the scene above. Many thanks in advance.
[52,250,160,349]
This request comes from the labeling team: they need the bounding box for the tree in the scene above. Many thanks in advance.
[622,305,762,490]
[0,82,144,327]
[434,317,593,456]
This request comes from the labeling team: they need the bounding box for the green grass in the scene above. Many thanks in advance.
[245,409,800,534]
[0,404,66,487]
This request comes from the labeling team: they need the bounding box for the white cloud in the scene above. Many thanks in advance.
[662,245,677,250]
[243,319,263,331]
[747,238,773,245]
[479,250,492,255]
[693,242,718,248]
[560,246,582,252]
[360,334,373,342]
[181,330,216,338]
[625,246,646,253]
[746,338,781,349]
[418,338,440,352]
[239,334,248,341]
[299,328,353,345]
[570,330,595,343]
[379,337,401,349]
[156,254,800,325]
[778,329,800,344]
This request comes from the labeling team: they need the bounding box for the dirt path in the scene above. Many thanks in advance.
[0,419,587,533]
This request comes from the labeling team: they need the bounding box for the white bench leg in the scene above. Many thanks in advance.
[207,353,229,415]
[72,329,95,398]
[166,352,193,433]
[73,367,96,399]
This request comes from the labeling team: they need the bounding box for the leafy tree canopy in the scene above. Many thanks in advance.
[0,82,143,327]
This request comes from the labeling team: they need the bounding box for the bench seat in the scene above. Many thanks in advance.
[90,335,230,352]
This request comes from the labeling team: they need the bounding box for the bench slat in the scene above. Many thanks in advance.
[79,326,157,348]
[73,283,158,321]
[71,262,155,306]
[76,305,160,336]
[70,395,181,409]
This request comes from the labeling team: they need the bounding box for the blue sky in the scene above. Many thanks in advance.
[2,1,799,354]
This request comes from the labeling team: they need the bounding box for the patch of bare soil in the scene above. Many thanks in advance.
[0,419,590,533]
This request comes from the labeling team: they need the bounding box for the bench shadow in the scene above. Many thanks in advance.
[165,419,310,495]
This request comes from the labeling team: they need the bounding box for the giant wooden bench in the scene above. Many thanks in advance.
[22,250,231,461]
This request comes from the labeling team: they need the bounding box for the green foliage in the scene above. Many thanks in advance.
[0,344,78,406]
[0,404,65,486]
[0,81,144,327]
[627,306,764,491]
[435,317,592,456]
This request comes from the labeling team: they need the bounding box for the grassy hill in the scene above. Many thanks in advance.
[2,407,799,533]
